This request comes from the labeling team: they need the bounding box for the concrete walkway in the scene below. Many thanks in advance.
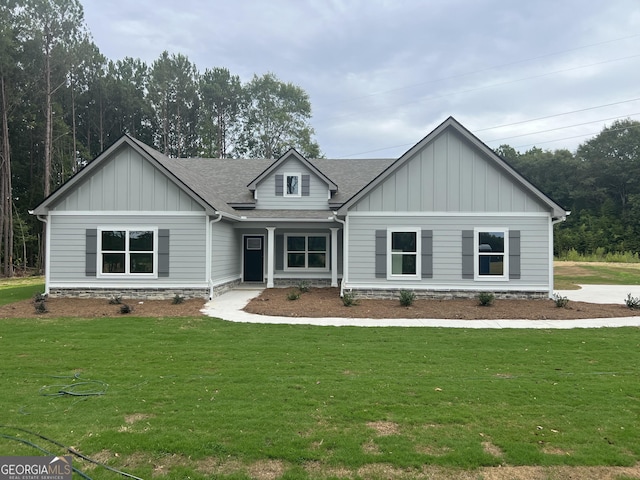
[200,285,640,329]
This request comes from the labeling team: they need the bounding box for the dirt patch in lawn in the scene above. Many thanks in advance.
[244,287,640,320]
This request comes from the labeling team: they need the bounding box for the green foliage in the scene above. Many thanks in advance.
[1,319,639,474]
[398,289,416,307]
[477,292,495,306]
[297,281,310,293]
[108,296,122,305]
[172,294,185,305]
[32,292,47,314]
[556,248,640,263]
[341,292,358,307]
[552,293,569,308]
[287,290,300,301]
[625,293,640,310]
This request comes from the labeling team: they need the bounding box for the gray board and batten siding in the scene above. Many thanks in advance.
[49,145,205,213]
[350,129,549,214]
[254,156,331,210]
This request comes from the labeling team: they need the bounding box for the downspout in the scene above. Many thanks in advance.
[31,212,50,295]
[208,211,223,300]
[549,214,568,298]
[332,213,347,297]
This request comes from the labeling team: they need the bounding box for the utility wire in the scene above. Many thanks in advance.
[473,97,640,132]
[485,112,640,143]
[324,33,640,107]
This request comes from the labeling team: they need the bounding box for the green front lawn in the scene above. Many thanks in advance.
[1,317,638,478]
[0,276,44,305]
[554,262,640,290]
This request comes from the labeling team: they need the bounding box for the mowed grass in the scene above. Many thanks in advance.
[554,262,640,290]
[0,276,44,306]
[0,316,639,479]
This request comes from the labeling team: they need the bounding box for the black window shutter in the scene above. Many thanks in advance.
[275,234,284,270]
[421,230,433,279]
[158,229,170,277]
[275,174,283,196]
[301,175,310,196]
[509,230,521,279]
[375,230,386,278]
[86,229,97,277]
[462,230,474,279]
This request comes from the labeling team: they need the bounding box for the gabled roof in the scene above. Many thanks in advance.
[337,116,568,218]
[246,148,338,192]
[32,135,224,216]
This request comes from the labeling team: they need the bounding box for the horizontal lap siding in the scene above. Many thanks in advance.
[347,215,549,288]
[211,222,240,281]
[49,215,207,285]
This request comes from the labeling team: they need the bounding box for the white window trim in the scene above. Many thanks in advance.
[284,172,301,197]
[474,227,509,281]
[284,233,329,271]
[97,227,158,278]
[387,227,421,280]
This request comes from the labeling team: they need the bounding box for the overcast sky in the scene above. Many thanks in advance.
[82,0,640,158]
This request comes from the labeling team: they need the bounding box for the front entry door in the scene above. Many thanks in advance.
[243,235,264,282]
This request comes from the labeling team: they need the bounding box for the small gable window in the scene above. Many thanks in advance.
[387,228,421,279]
[285,234,328,270]
[99,228,157,276]
[475,228,508,280]
[285,173,301,197]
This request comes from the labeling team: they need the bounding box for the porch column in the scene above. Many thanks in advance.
[266,226,275,288]
[330,227,339,287]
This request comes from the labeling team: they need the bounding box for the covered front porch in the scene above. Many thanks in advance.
[236,221,343,288]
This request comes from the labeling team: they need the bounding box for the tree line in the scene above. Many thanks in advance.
[0,0,320,276]
[497,118,640,258]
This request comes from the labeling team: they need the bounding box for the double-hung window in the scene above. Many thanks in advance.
[475,228,508,280]
[284,173,301,197]
[387,228,421,279]
[99,228,157,276]
[285,234,328,270]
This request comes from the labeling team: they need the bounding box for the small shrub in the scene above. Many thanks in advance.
[553,293,569,308]
[477,292,495,307]
[33,292,47,314]
[119,304,132,314]
[625,293,640,310]
[399,290,416,307]
[108,296,122,305]
[342,292,358,307]
[172,294,185,305]
[287,291,300,301]
[297,281,310,293]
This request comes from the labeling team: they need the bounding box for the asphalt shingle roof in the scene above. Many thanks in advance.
[130,137,395,215]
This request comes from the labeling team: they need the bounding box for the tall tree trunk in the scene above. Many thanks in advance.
[44,36,52,197]
[1,73,13,277]
[71,70,77,174]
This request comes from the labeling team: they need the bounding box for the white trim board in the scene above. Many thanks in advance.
[49,211,206,216]
[346,211,551,217]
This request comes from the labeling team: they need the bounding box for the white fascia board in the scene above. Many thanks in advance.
[49,210,206,216]
[346,211,551,217]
